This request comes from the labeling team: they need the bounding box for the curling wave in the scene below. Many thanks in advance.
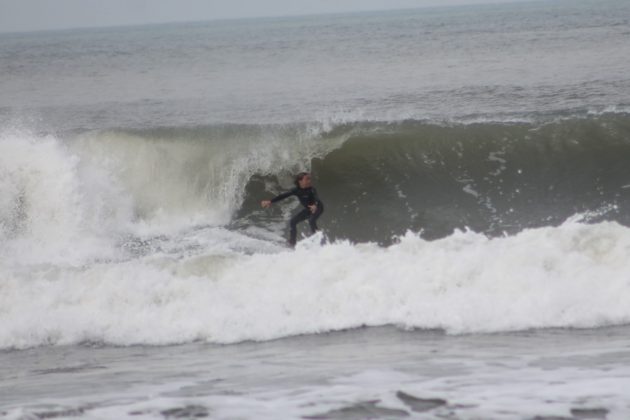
[239,114,630,243]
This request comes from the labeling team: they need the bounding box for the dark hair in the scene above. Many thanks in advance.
[294,172,309,188]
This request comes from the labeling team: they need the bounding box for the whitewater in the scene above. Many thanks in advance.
[4,217,630,350]
[3,0,630,418]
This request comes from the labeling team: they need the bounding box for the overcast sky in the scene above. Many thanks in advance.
[0,0,531,33]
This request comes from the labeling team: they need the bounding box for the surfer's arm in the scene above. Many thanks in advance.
[262,189,296,208]
[270,188,297,204]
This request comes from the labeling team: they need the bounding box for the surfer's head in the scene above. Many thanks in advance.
[295,172,312,188]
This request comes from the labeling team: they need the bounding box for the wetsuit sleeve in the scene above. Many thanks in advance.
[270,188,297,203]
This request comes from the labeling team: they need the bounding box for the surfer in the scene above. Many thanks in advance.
[261,172,324,247]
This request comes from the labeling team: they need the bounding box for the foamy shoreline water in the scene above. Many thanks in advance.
[2,326,630,419]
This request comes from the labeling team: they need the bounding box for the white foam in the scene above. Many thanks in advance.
[2,219,630,350]
[0,129,128,265]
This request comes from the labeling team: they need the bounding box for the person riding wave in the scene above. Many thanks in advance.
[261,172,324,247]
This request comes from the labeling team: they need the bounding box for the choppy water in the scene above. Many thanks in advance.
[3,327,630,419]
[1,0,629,129]
[2,0,630,418]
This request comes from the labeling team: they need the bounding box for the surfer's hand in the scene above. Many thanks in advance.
[261,200,271,208]
[308,204,317,214]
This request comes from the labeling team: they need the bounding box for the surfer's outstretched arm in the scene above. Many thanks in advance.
[261,188,297,208]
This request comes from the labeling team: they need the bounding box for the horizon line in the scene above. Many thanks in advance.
[0,0,544,36]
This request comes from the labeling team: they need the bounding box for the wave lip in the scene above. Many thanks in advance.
[68,123,349,227]
[2,220,630,350]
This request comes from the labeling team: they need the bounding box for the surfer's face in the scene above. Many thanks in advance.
[298,174,312,188]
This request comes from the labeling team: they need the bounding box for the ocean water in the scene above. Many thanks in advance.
[2,0,630,418]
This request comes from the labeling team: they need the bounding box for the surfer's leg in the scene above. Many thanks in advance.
[289,209,311,246]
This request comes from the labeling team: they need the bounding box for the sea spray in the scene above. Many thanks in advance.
[0,129,128,264]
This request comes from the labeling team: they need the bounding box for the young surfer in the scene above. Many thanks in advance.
[261,172,324,247]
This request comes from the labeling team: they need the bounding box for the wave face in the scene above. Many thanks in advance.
[238,114,630,243]
[2,114,630,349]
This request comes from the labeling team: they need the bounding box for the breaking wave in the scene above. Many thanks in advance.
[2,113,630,349]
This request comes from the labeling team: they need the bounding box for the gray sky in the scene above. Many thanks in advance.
[0,0,530,33]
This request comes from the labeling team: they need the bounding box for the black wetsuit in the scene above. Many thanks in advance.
[271,187,324,246]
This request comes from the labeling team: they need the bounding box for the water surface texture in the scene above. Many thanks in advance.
[2,1,630,418]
